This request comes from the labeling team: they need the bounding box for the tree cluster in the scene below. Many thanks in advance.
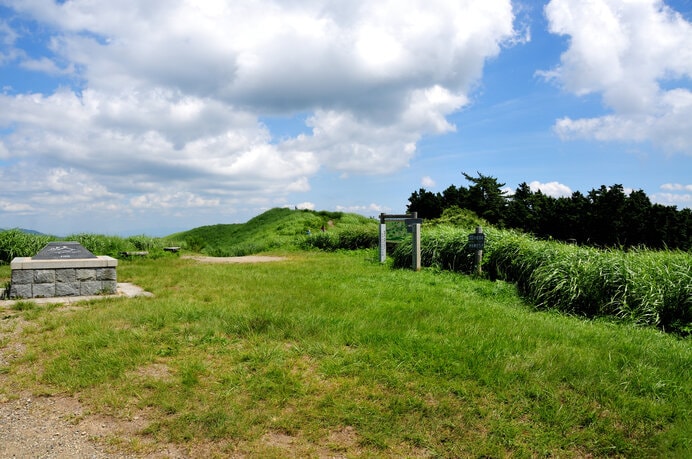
[407,172,692,251]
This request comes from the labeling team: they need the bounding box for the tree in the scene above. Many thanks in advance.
[406,188,443,219]
[506,182,538,233]
[461,172,508,226]
[587,185,627,246]
[440,185,469,210]
[622,189,652,247]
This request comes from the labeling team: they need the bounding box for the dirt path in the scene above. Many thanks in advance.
[0,285,178,458]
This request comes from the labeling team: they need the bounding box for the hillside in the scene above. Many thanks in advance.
[166,207,377,256]
[0,228,47,235]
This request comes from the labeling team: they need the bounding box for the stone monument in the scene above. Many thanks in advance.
[9,241,118,299]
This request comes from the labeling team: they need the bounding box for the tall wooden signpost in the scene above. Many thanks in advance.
[379,212,422,271]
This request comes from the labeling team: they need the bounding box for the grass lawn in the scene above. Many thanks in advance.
[1,250,690,457]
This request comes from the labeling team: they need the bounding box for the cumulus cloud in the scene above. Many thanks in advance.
[0,0,518,230]
[661,183,692,192]
[653,182,692,207]
[528,180,573,198]
[336,203,388,214]
[543,0,692,154]
[421,176,436,188]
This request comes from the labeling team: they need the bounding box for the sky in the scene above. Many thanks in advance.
[1,0,691,236]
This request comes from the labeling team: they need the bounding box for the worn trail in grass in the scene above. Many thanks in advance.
[2,251,690,457]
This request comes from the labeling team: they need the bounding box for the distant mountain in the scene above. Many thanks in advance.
[0,228,47,235]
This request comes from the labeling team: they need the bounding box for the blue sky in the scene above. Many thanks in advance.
[1,0,691,236]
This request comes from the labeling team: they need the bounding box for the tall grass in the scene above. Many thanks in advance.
[0,229,55,263]
[300,225,379,251]
[0,230,172,263]
[393,225,692,335]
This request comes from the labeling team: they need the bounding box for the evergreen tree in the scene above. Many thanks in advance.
[461,172,508,226]
[406,188,443,219]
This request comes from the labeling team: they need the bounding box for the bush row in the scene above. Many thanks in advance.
[299,226,379,251]
[392,225,691,335]
[0,230,174,263]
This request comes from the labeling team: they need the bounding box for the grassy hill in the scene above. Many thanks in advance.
[167,207,378,256]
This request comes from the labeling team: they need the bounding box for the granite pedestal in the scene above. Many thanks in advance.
[9,242,118,299]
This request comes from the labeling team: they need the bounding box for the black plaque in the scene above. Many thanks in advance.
[467,233,485,250]
[33,241,97,260]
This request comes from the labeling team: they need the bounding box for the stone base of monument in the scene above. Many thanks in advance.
[9,256,118,299]
[8,241,118,300]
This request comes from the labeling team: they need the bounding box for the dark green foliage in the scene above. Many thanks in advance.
[300,224,379,251]
[406,188,444,219]
[407,173,691,250]
[407,172,507,225]
[334,226,379,249]
[299,232,340,251]
[432,206,487,229]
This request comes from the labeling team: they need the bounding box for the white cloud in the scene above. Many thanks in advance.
[335,203,388,215]
[0,0,518,231]
[293,202,315,211]
[652,192,692,207]
[653,182,692,208]
[544,0,692,154]
[528,180,573,198]
[661,183,692,192]
[129,191,220,210]
[421,176,436,188]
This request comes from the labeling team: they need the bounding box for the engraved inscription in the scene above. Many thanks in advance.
[33,241,97,260]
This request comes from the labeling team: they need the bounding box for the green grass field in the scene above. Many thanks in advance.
[1,251,690,457]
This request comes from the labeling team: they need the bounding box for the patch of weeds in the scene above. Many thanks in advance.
[1,280,10,299]
[12,300,36,311]
[180,360,207,388]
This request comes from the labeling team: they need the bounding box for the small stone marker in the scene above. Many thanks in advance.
[33,241,97,260]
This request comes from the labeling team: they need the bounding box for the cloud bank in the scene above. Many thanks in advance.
[543,0,692,154]
[0,0,517,232]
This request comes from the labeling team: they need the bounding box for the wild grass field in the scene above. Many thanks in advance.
[1,250,690,457]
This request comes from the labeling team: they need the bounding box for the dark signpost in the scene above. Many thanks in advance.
[467,232,485,251]
[468,227,484,275]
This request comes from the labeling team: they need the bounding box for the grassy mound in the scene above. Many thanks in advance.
[167,208,378,256]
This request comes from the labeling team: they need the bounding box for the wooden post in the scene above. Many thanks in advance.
[379,213,387,263]
[412,222,421,271]
[474,226,483,276]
